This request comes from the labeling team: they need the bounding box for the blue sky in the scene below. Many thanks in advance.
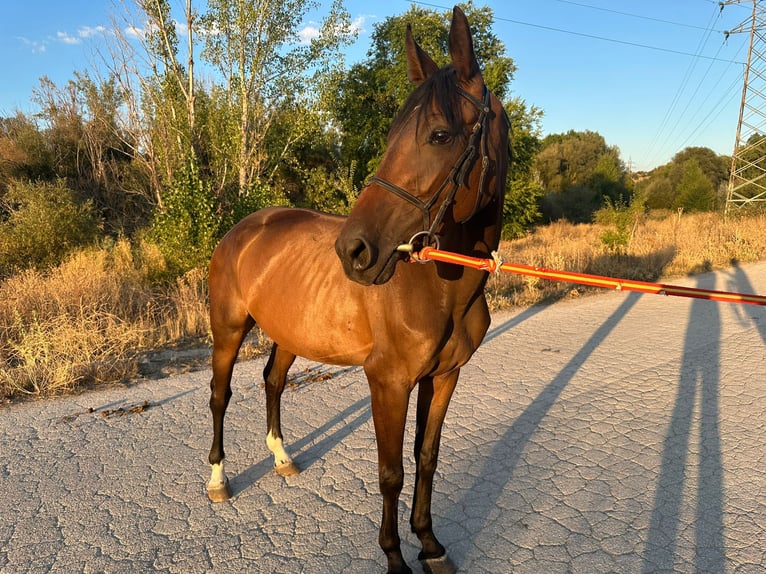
[0,0,755,171]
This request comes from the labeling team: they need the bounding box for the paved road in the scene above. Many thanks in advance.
[2,263,766,573]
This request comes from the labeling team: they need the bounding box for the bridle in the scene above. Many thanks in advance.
[366,85,497,251]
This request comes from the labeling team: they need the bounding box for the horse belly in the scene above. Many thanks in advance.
[253,285,372,366]
[237,215,373,366]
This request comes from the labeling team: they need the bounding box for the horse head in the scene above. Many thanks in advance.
[335,6,510,286]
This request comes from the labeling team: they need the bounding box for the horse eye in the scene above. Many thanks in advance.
[429,130,452,145]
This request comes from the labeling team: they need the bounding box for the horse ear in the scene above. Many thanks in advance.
[449,6,482,84]
[406,24,439,85]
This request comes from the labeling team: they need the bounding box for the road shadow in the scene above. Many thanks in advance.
[230,395,371,496]
[726,260,766,343]
[450,291,643,569]
[641,272,725,573]
[482,304,549,344]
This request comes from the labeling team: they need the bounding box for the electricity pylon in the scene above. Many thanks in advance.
[723,0,766,213]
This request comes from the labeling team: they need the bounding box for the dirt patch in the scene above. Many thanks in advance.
[137,344,212,380]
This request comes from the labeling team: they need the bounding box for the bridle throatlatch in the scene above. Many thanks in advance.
[365,86,494,255]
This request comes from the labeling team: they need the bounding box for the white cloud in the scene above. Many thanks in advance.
[16,36,47,54]
[298,15,367,46]
[56,31,81,45]
[124,24,145,39]
[298,24,321,45]
[15,23,108,54]
[350,15,367,35]
[78,25,107,39]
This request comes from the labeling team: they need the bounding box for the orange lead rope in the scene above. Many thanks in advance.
[410,246,766,307]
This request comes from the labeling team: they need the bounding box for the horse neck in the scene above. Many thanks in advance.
[447,194,503,257]
[436,196,503,296]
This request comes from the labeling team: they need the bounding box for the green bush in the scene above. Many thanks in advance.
[299,161,358,215]
[0,180,99,276]
[503,177,543,239]
[595,194,646,253]
[148,160,220,273]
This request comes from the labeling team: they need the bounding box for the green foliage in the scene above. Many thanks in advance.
[299,161,358,215]
[595,194,646,253]
[201,0,355,194]
[503,178,542,239]
[0,113,54,186]
[0,180,99,276]
[503,97,544,238]
[541,184,601,224]
[148,160,220,272]
[535,130,631,223]
[642,174,674,210]
[671,146,729,191]
[221,179,291,233]
[637,146,727,212]
[674,159,716,212]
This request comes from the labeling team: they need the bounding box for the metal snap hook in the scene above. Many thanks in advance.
[395,231,440,261]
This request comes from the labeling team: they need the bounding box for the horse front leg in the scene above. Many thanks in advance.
[263,343,300,476]
[411,370,459,574]
[207,316,254,502]
[368,374,413,574]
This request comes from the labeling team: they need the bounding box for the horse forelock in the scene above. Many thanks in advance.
[390,65,466,141]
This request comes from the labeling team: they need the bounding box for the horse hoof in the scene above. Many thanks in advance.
[274,461,300,477]
[207,479,232,502]
[420,554,456,574]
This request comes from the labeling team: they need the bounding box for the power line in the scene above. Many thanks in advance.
[662,38,747,159]
[411,0,744,64]
[674,71,744,152]
[642,4,730,167]
[550,0,725,33]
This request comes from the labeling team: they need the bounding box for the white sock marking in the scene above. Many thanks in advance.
[208,461,227,490]
[266,430,293,467]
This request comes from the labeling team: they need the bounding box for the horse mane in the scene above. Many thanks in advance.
[389,64,465,140]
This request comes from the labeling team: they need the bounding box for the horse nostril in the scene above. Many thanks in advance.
[335,230,380,278]
[349,237,374,271]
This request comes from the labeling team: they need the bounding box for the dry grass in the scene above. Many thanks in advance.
[486,210,766,309]
[0,240,216,401]
[2,211,766,402]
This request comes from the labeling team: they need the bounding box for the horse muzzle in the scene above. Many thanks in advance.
[335,229,402,286]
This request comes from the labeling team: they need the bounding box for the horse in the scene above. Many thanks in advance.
[206,6,510,573]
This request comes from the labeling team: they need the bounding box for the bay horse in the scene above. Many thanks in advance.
[206,6,509,573]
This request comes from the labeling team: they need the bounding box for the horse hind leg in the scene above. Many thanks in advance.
[264,343,300,477]
[207,313,255,503]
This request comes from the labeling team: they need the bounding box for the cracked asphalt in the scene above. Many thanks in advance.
[1,262,765,573]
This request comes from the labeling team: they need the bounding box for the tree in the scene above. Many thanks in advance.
[0,113,53,187]
[200,0,355,197]
[535,130,630,222]
[637,146,729,212]
[503,97,543,238]
[0,180,99,276]
[103,0,200,205]
[671,146,729,192]
[30,73,150,234]
[326,1,516,187]
[675,159,715,212]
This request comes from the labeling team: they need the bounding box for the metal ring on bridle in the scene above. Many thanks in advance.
[395,231,440,256]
